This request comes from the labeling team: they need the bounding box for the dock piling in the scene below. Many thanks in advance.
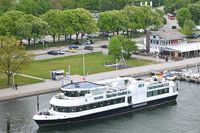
[6,113,10,133]
[37,95,39,112]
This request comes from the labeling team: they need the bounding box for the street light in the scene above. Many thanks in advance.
[12,73,15,89]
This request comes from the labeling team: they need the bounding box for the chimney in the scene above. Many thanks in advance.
[146,30,151,53]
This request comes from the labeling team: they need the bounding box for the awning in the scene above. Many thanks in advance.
[166,42,200,52]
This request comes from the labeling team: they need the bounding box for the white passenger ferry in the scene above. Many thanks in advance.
[33,76,178,126]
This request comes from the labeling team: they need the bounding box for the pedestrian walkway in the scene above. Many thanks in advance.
[0,57,200,102]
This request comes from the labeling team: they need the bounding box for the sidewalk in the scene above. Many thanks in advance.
[132,54,165,63]
[0,57,200,102]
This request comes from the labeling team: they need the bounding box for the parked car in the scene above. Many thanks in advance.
[100,44,108,49]
[67,48,77,53]
[84,40,92,45]
[68,44,79,49]
[47,50,58,55]
[57,50,65,54]
[38,39,49,44]
[84,46,93,50]
[190,33,200,39]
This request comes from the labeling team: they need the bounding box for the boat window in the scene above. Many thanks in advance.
[99,101,106,107]
[63,91,79,97]
[147,92,153,97]
[138,83,144,88]
[52,97,126,113]
[77,106,85,112]
[79,91,88,96]
[147,88,169,97]
[68,107,77,112]
[91,103,99,108]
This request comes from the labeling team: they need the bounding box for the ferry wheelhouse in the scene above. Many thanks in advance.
[33,76,178,126]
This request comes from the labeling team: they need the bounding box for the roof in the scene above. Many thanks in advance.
[50,69,64,73]
[62,81,106,90]
[151,30,185,40]
[166,42,200,52]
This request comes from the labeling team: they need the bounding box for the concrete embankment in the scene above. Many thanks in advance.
[0,57,200,102]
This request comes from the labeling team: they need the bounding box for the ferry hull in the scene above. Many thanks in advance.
[35,95,178,127]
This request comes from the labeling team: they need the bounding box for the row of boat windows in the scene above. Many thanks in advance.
[147,88,169,97]
[52,97,125,113]
[147,83,169,90]
[63,91,90,97]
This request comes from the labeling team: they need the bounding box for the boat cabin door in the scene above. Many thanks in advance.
[128,96,132,104]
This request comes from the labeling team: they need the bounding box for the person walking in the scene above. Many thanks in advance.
[15,84,18,90]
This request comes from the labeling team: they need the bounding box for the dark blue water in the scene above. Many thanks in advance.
[0,81,200,133]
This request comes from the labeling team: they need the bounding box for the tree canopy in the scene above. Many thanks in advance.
[176,8,191,27]
[109,35,137,59]
[0,36,32,85]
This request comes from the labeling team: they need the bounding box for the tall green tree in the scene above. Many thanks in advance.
[109,35,137,59]
[188,4,200,25]
[16,0,50,16]
[41,9,64,43]
[0,36,32,85]
[183,19,195,36]
[177,8,191,27]
[0,10,24,36]
[0,0,15,16]
[16,14,48,45]
[97,10,126,36]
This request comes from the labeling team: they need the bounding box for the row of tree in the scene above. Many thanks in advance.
[0,8,97,45]
[0,0,166,16]
[98,6,166,37]
[0,6,165,45]
[176,2,200,36]
[164,0,199,14]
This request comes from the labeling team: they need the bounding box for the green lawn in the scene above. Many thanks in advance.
[0,52,155,89]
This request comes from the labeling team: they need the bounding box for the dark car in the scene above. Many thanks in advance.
[84,46,93,50]
[68,44,79,49]
[189,33,200,39]
[47,50,58,55]
[100,44,108,49]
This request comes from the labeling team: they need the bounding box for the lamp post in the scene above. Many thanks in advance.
[83,45,86,77]
[12,73,15,89]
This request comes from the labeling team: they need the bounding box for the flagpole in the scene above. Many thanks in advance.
[83,45,86,77]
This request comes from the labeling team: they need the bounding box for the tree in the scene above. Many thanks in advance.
[177,8,191,27]
[16,0,50,16]
[97,10,126,36]
[16,14,49,45]
[0,0,15,16]
[41,9,64,43]
[0,10,24,36]
[0,36,32,85]
[108,35,122,59]
[69,8,97,42]
[183,19,195,36]
[188,4,200,25]
[109,35,137,59]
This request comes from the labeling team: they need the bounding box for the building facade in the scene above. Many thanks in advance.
[147,29,186,54]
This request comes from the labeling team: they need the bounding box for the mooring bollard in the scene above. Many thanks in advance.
[6,113,10,133]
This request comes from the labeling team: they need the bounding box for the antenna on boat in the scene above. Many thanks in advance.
[82,43,86,81]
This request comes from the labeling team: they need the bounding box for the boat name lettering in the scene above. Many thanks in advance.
[94,96,104,100]
[106,91,128,98]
